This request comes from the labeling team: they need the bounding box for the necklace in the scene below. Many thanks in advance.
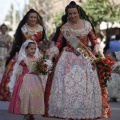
[74,23,77,28]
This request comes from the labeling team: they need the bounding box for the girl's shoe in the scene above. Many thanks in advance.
[23,115,29,120]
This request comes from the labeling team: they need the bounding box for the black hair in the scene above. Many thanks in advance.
[6,9,46,66]
[115,34,120,40]
[25,42,36,49]
[0,23,8,31]
[61,14,67,24]
[52,14,67,43]
[65,1,95,34]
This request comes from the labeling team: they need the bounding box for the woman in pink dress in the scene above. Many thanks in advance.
[9,40,44,120]
[45,1,110,120]
[0,9,46,101]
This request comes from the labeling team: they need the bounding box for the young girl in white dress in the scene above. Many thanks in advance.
[8,40,44,120]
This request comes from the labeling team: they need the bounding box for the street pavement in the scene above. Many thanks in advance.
[0,101,120,120]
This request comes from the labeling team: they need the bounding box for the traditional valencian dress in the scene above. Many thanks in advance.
[0,34,12,80]
[0,24,43,101]
[8,58,44,115]
[45,20,110,119]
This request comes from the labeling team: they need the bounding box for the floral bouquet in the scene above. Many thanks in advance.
[35,57,53,75]
[95,56,114,87]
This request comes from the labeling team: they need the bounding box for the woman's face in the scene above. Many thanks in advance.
[1,26,7,34]
[67,8,79,22]
[27,12,38,27]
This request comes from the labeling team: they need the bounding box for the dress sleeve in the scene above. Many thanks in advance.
[88,29,98,47]
[16,61,23,79]
[55,31,64,50]
[88,29,104,57]
[48,31,64,56]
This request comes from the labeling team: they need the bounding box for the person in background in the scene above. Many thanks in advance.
[109,34,120,53]
[0,9,46,101]
[45,1,110,120]
[8,40,44,120]
[0,24,12,74]
[0,24,12,81]
[107,52,120,102]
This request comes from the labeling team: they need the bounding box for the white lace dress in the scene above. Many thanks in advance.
[45,20,103,119]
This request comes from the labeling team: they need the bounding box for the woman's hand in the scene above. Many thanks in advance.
[49,52,55,61]
[97,51,104,58]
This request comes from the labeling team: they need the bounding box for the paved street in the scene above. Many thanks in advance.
[0,101,120,120]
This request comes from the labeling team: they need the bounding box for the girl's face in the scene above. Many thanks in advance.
[27,12,38,27]
[26,43,36,57]
[1,26,7,34]
[67,8,79,22]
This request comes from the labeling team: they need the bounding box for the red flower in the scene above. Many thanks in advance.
[95,56,114,87]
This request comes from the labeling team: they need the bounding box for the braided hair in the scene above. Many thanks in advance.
[6,9,46,66]
[65,1,95,34]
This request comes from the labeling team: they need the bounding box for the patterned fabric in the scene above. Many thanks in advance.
[49,51,102,119]
[9,60,44,115]
[0,25,43,101]
[45,20,111,119]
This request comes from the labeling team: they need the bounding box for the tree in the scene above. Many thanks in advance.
[82,0,120,29]
[5,4,20,32]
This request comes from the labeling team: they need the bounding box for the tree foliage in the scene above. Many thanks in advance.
[82,0,120,28]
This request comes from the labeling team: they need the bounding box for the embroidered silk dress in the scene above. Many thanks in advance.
[0,24,43,101]
[8,59,44,115]
[45,20,110,119]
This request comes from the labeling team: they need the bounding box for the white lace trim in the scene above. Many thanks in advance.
[21,24,43,36]
[62,20,92,37]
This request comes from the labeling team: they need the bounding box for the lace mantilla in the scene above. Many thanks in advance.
[62,20,92,37]
[21,24,43,36]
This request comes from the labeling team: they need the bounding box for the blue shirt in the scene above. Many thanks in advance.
[109,40,120,53]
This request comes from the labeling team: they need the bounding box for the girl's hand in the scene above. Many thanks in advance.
[15,52,19,61]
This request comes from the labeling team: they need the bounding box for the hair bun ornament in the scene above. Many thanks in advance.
[69,1,77,5]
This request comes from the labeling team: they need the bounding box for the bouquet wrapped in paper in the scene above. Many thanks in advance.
[35,57,53,75]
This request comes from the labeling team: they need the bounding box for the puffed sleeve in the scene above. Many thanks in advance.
[88,29,99,47]
[48,30,64,56]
